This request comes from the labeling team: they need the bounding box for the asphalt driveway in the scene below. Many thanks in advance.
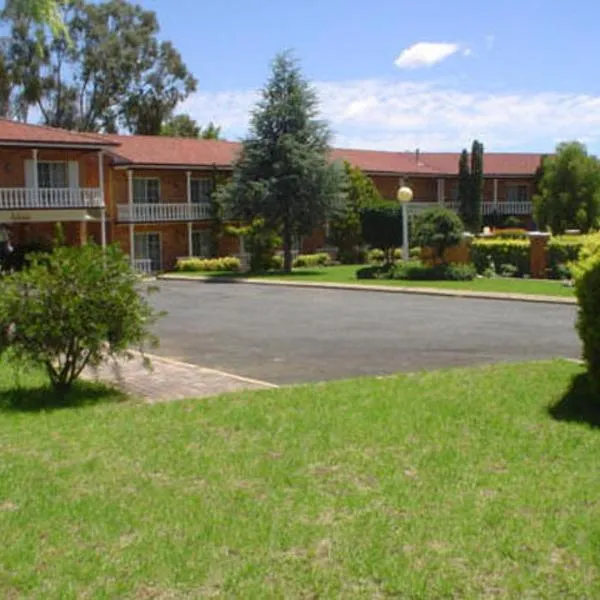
[150,281,581,385]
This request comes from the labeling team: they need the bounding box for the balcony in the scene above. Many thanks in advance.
[0,187,103,209]
[444,200,533,215]
[117,202,211,223]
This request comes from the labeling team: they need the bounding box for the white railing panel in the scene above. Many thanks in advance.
[0,188,103,209]
[117,202,212,222]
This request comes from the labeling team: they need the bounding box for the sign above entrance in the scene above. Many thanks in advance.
[0,209,99,223]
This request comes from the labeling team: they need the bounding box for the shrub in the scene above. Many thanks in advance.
[412,207,464,263]
[471,239,530,276]
[547,236,586,279]
[572,233,600,393]
[367,248,385,263]
[356,265,393,280]
[0,244,160,396]
[270,255,284,270]
[493,228,529,240]
[360,203,403,263]
[226,219,281,272]
[499,263,519,278]
[503,216,523,228]
[393,261,476,281]
[293,253,329,268]
[176,256,241,272]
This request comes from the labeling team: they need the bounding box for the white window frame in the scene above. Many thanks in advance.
[191,229,212,258]
[134,231,162,272]
[37,160,69,189]
[190,178,213,204]
[133,177,160,204]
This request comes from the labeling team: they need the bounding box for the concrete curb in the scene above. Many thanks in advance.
[158,274,577,306]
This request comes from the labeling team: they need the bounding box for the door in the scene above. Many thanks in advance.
[134,232,161,272]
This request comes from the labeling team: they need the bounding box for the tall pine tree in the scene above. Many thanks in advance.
[458,149,471,226]
[470,140,484,232]
[223,51,344,272]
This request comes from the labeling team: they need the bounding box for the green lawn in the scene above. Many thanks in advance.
[171,265,576,298]
[2,357,599,598]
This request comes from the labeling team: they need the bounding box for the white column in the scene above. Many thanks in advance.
[437,178,445,204]
[98,151,106,249]
[186,171,193,256]
[127,170,134,266]
[32,148,39,205]
[493,178,498,207]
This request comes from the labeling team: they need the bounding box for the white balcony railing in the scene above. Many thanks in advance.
[0,187,103,209]
[117,202,212,223]
[444,200,532,215]
[133,258,154,275]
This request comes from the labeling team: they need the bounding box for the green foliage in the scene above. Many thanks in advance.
[0,243,159,395]
[458,141,484,232]
[360,203,403,263]
[498,263,519,278]
[393,261,476,281]
[412,207,464,263]
[176,256,241,273]
[504,216,523,228]
[367,248,406,264]
[160,115,222,139]
[471,239,530,277]
[547,235,586,279]
[227,218,281,273]
[534,142,600,234]
[2,0,196,131]
[327,161,382,262]
[293,253,329,268]
[572,234,600,393]
[221,51,344,272]
[492,228,529,240]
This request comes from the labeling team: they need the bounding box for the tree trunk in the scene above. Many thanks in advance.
[283,223,293,273]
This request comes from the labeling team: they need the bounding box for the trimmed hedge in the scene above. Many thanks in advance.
[547,236,586,279]
[572,234,600,393]
[356,261,476,281]
[471,239,530,277]
[176,256,241,272]
[491,228,529,240]
[293,253,330,268]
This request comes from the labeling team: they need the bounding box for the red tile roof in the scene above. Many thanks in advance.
[108,134,543,177]
[0,119,117,147]
[107,134,241,168]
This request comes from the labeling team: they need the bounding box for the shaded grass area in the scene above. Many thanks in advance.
[0,358,127,413]
[171,265,576,298]
[1,359,599,598]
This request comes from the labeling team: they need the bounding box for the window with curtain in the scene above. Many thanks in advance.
[37,162,68,188]
[133,178,160,203]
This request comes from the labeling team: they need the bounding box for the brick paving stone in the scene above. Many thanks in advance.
[84,354,275,403]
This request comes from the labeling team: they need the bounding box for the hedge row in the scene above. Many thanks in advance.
[573,234,600,393]
[176,256,241,272]
[293,253,330,268]
[471,239,530,276]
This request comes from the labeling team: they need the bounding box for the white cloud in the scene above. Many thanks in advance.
[179,79,600,153]
[394,42,462,69]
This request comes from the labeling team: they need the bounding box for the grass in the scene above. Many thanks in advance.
[2,357,600,598]
[172,265,576,298]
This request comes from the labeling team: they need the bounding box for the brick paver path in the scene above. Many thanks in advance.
[85,354,276,403]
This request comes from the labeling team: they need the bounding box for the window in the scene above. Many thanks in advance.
[134,232,161,272]
[192,230,212,258]
[133,178,160,204]
[506,185,529,203]
[190,178,213,204]
[38,162,68,188]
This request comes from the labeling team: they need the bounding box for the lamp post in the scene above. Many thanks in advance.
[397,184,414,262]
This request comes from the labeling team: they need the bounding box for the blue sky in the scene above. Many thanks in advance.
[143,0,599,152]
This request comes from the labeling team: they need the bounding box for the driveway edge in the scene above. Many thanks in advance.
[158,274,577,305]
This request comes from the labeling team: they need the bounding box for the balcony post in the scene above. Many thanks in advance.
[186,171,193,256]
[32,148,39,206]
[493,178,498,210]
[127,170,134,266]
[437,178,445,205]
[98,151,106,250]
